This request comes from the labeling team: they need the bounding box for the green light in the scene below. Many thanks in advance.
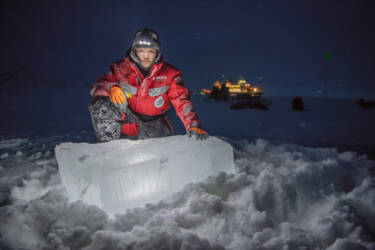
[325,53,332,62]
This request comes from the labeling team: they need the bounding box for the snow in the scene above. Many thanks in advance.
[0,136,374,249]
[56,135,235,214]
[0,153,9,159]
[0,138,28,149]
[15,150,23,158]
[0,96,374,249]
[188,96,375,159]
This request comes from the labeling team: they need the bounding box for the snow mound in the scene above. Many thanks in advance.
[55,135,235,214]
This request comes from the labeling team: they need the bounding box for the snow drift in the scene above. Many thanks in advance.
[55,135,235,214]
[1,136,374,250]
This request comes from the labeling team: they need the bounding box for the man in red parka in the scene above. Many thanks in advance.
[89,28,208,142]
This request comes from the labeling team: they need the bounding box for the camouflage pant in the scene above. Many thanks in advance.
[88,97,122,142]
[88,97,172,142]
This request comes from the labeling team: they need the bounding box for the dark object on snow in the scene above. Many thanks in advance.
[357,98,375,109]
[292,97,305,111]
[230,100,269,110]
[210,85,229,101]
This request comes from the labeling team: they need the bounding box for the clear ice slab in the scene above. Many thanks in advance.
[55,135,235,214]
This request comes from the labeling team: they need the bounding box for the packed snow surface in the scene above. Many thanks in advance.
[0,138,28,149]
[55,135,235,214]
[0,135,374,249]
[1,95,375,249]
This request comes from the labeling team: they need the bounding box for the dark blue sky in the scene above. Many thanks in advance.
[1,0,374,98]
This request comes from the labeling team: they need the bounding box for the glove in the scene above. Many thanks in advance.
[187,127,209,140]
[109,86,132,105]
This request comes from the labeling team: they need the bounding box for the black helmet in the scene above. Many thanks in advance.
[129,28,162,65]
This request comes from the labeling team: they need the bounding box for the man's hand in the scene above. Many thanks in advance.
[110,86,126,104]
[110,86,132,105]
[187,127,209,140]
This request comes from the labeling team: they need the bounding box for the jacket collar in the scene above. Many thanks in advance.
[125,57,164,80]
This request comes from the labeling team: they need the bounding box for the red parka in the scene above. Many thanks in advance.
[90,57,200,135]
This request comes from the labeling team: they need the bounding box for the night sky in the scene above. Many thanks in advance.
[1,0,374,98]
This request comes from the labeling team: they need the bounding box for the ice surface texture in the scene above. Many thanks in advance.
[55,135,235,214]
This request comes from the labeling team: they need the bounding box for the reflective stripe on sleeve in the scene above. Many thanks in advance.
[106,82,118,91]
[148,85,169,97]
[120,82,138,95]
[182,105,193,116]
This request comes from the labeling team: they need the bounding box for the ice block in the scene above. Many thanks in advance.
[55,135,235,215]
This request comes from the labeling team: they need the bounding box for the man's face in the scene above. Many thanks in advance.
[136,47,157,69]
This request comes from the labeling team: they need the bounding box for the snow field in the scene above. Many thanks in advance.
[0,137,374,249]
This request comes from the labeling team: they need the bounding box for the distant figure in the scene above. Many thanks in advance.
[292,97,305,111]
[357,98,375,108]
[89,28,208,141]
[358,98,365,105]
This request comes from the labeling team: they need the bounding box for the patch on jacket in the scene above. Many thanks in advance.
[152,76,167,82]
[154,96,165,108]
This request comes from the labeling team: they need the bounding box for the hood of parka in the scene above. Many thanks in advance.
[127,28,163,72]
